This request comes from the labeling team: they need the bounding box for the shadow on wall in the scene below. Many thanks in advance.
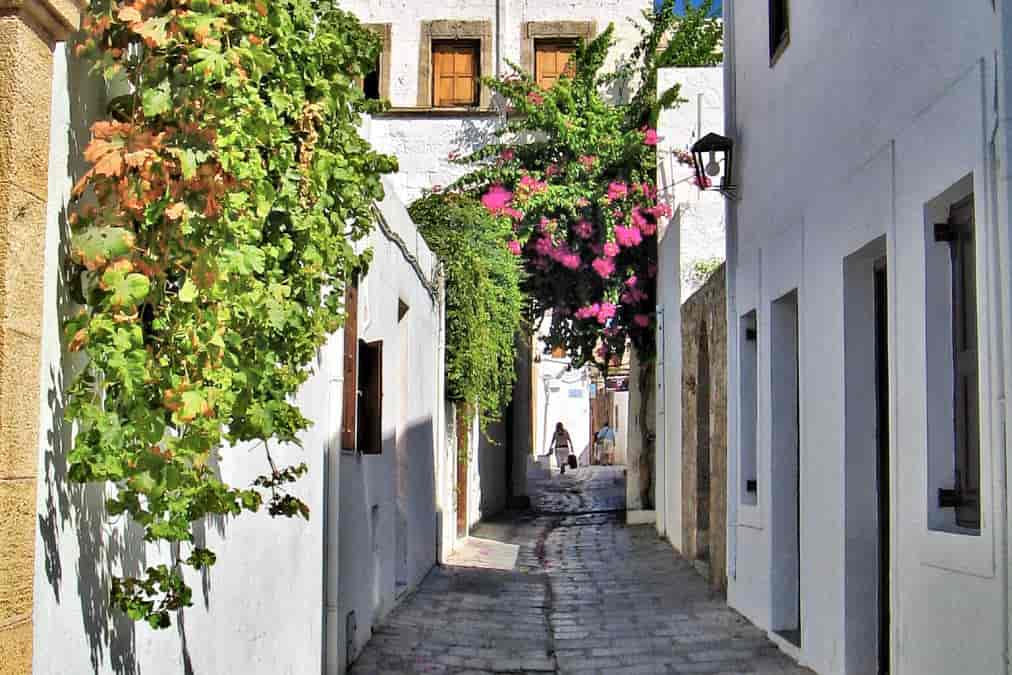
[341,416,438,669]
[450,116,499,157]
[35,44,226,675]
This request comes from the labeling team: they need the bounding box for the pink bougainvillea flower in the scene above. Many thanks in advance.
[607,181,628,200]
[545,163,561,177]
[614,225,642,248]
[579,155,597,170]
[652,202,673,218]
[507,239,522,256]
[631,207,648,228]
[575,197,590,208]
[573,220,594,239]
[592,257,615,279]
[503,207,524,221]
[642,128,659,146]
[518,174,548,195]
[603,242,620,257]
[431,184,443,193]
[560,253,581,270]
[534,236,553,256]
[499,148,515,162]
[632,209,657,236]
[481,184,513,213]
[625,275,638,288]
[596,302,617,324]
[527,91,544,105]
[633,314,651,327]
[575,303,600,320]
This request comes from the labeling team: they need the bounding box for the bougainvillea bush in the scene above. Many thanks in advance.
[67,0,394,627]
[452,0,721,370]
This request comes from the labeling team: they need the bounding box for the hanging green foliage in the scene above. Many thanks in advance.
[409,193,524,429]
[67,0,396,628]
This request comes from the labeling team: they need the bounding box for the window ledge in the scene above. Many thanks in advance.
[372,106,500,118]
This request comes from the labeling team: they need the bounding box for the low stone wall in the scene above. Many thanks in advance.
[680,265,727,591]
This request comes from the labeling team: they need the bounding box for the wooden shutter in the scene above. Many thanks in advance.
[341,278,359,450]
[433,42,479,107]
[535,41,576,89]
[357,340,383,455]
[948,198,980,528]
[769,0,789,60]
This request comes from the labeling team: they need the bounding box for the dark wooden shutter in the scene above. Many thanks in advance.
[341,279,359,450]
[948,198,980,528]
[433,42,479,107]
[769,0,789,61]
[357,340,383,455]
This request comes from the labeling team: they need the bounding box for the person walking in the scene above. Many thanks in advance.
[595,422,616,465]
[550,422,574,475]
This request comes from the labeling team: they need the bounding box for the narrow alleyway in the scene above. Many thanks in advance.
[350,466,811,674]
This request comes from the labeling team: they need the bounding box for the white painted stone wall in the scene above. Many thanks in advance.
[724,1,1011,673]
[656,67,726,301]
[33,47,445,675]
[346,0,648,204]
[337,178,444,672]
[654,65,724,543]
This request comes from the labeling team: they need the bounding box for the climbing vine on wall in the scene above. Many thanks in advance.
[67,0,396,628]
[409,193,524,430]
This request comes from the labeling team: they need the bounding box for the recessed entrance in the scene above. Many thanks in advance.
[844,237,890,674]
[696,321,711,564]
[770,289,800,648]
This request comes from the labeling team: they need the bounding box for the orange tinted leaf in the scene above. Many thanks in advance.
[118,6,142,23]
[93,151,124,177]
[165,202,186,220]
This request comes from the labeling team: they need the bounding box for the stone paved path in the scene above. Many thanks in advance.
[350,466,812,674]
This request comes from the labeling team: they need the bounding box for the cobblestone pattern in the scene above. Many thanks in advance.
[350,467,812,675]
[529,465,627,514]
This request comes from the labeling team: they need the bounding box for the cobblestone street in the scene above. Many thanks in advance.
[350,466,811,674]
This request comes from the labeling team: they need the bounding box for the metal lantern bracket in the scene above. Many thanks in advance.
[690,132,737,200]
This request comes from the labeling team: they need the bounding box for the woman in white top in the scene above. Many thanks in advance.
[550,422,574,475]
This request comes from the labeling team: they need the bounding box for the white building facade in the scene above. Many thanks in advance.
[723,1,1012,674]
[342,0,647,204]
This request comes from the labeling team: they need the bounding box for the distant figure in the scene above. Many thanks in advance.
[550,422,574,475]
[595,422,616,465]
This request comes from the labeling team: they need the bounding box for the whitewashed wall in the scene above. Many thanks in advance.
[656,67,725,301]
[34,47,332,675]
[725,1,1010,674]
[654,65,724,545]
[33,47,445,674]
[346,0,647,204]
[338,178,444,672]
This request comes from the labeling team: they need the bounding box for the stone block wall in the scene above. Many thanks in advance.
[0,2,80,672]
[680,264,726,591]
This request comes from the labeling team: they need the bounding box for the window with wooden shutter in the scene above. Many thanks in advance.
[936,196,980,529]
[432,41,479,107]
[357,339,384,455]
[535,40,576,89]
[769,0,790,64]
[341,278,359,451]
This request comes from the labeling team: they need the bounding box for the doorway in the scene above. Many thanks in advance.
[843,237,889,674]
[874,261,890,674]
[696,321,711,563]
[771,290,801,648]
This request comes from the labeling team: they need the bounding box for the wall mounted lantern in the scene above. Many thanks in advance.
[690,132,736,199]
